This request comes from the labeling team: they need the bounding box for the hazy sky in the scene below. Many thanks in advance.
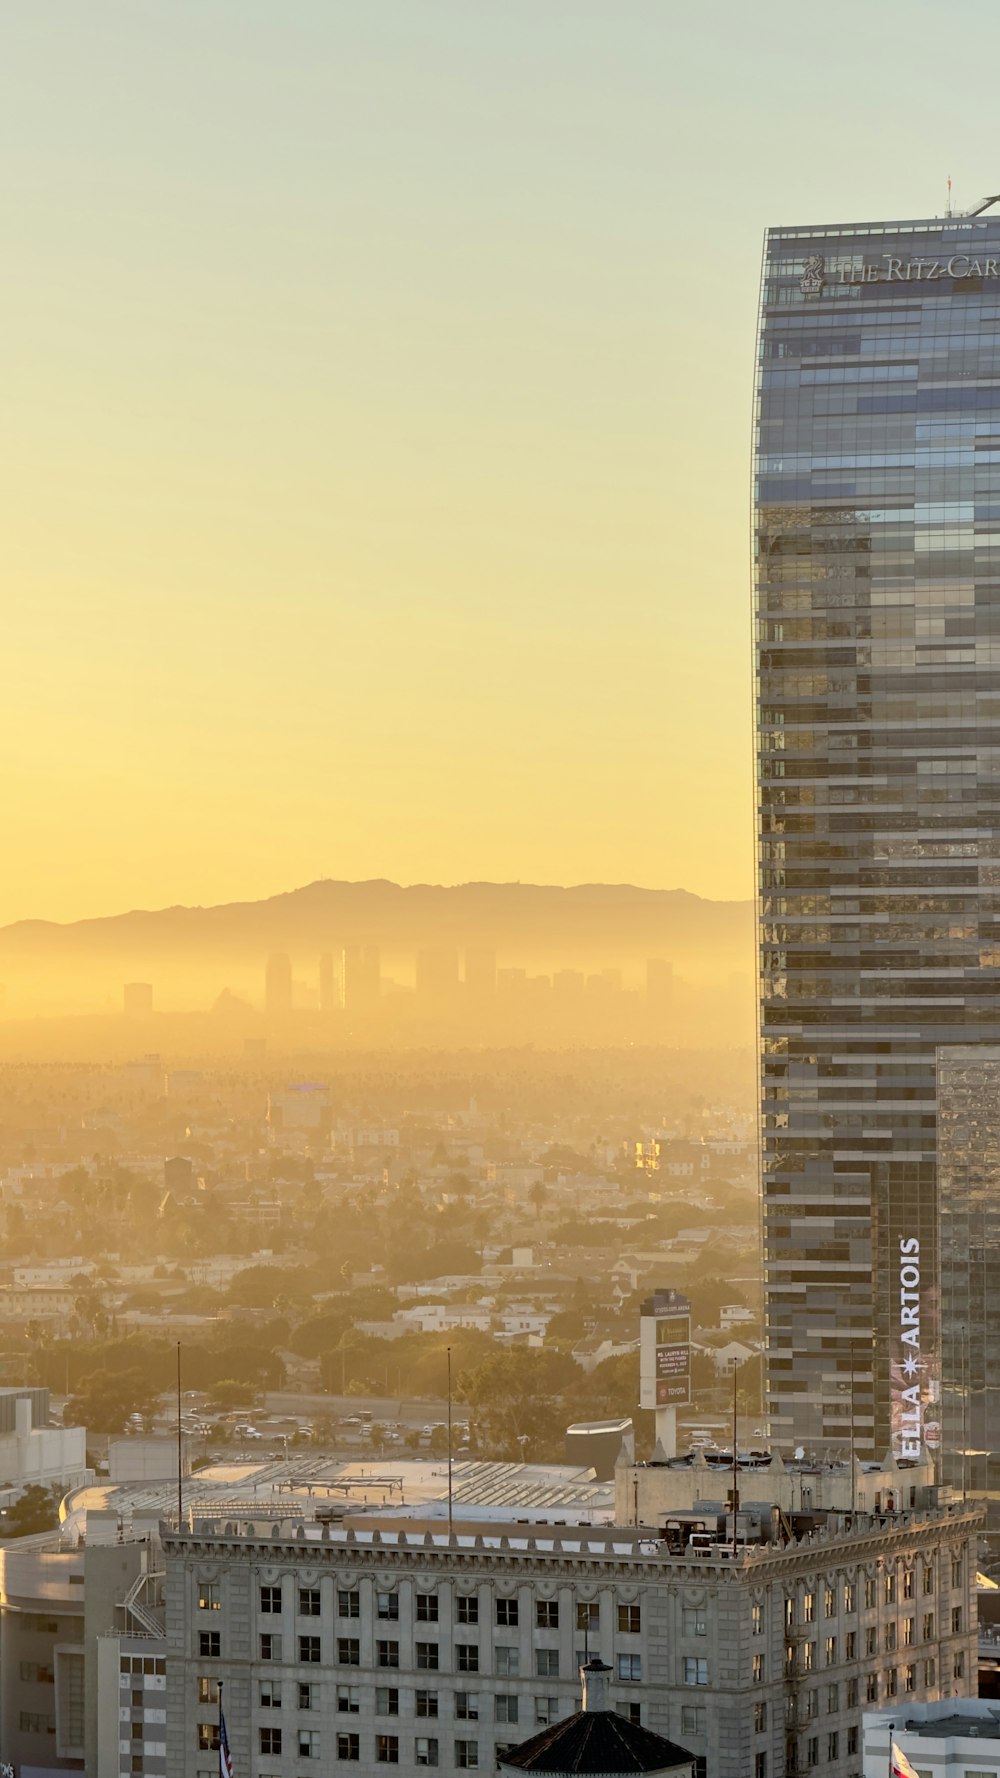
[5,0,998,923]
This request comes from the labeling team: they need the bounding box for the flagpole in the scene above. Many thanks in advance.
[887,1718,894,1778]
[218,1678,224,1772]
[447,1346,454,1543]
[176,1341,183,1529]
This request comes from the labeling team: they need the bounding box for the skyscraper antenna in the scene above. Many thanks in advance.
[946,174,953,218]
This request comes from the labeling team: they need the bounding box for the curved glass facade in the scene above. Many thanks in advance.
[754,214,1000,1457]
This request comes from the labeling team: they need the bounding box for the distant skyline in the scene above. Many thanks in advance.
[7,1,998,924]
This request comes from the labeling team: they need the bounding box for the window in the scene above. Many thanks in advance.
[260,1585,282,1613]
[924,1660,936,1688]
[377,1640,400,1669]
[496,1597,519,1627]
[952,1556,963,1588]
[260,1633,282,1662]
[923,1611,935,1640]
[197,1725,220,1753]
[455,1693,479,1721]
[847,1727,859,1757]
[751,1603,763,1636]
[299,1588,321,1618]
[824,1587,835,1618]
[416,1643,439,1672]
[536,1650,559,1678]
[865,1578,876,1610]
[954,1651,965,1680]
[495,1696,519,1724]
[457,1645,479,1674]
[337,1734,360,1761]
[415,1738,439,1767]
[804,1691,818,1721]
[885,1572,897,1605]
[338,1589,360,1619]
[806,1737,819,1769]
[618,1604,641,1634]
[376,1735,399,1764]
[752,1654,764,1684]
[537,1601,559,1629]
[826,1685,838,1715]
[300,1635,321,1664]
[376,1689,399,1716]
[198,1584,220,1610]
[784,1597,795,1629]
[299,1682,314,1711]
[681,1705,706,1734]
[885,1623,897,1652]
[536,1699,559,1727]
[495,1647,519,1677]
[824,1637,836,1666]
[845,1631,856,1660]
[904,1664,916,1693]
[299,1731,320,1760]
[457,1595,479,1625]
[417,1593,439,1623]
[865,1627,877,1656]
[683,1607,707,1637]
[618,1654,642,1683]
[455,1741,479,1769]
[337,1686,359,1714]
[259,1680,282,1709]
[886,1667,898,1698]
[903,1570,914,1600]
[684,1658,709,1686]
[801,1642,814,1674]
[198,1631,220,1659]
[337,1639,360,1666]
[827,1733,839,1763]
[754,1701,768,1734]
[923,1565,935,1595]
[846,1679,858,1709]
[577,1601,600,1632]
[198,1677,220,1705]
[952,1606,963,1634]
[416,1691,438,1719]
[844,1581,855,1613]
[377,1593,400,1621]
[903,1617,915,1647]
[803,1592,815,1622]
[259,1729,282,1757]
[866,1674,879,1703]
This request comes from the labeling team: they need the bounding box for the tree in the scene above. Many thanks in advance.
[65,1368,159,1434]
[1,1484,62,1538]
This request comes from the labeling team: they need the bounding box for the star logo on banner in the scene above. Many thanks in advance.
[901,1355,922,1378]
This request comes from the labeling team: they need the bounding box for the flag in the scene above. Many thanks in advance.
[891,1741,920,1778]
[219,1707,234,1778]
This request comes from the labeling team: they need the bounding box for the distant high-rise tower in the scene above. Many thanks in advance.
[341,946,381,1015]
[754,206,1000,1459]
[264,953,293,1018]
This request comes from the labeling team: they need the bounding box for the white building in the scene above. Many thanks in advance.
[863,1701,1000,1778]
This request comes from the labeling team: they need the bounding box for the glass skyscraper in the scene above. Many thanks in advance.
[754,210,1000,1458]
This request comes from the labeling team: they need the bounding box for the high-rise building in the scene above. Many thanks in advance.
[937,1043,1000,1514]
[754,206,1000,1456]
[341,946,381,1016]
[123,981,153,1016]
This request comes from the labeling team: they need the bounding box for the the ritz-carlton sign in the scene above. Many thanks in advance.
[801,251,1000,295]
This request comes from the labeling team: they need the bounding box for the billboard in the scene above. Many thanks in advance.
[639,1290,691,1411]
